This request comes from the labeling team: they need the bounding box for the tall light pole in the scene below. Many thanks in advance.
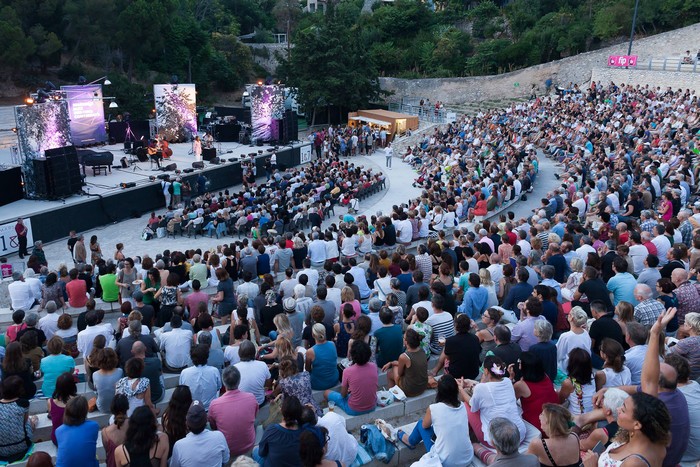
[627,0,640,56]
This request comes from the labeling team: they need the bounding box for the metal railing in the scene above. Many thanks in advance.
[609,58,700,73]
[388,102,449,123]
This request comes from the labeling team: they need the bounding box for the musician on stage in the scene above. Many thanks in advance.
[203,131,214,149]
[147,141,162,169]
[193,135,202,161]
[157,135,172,159]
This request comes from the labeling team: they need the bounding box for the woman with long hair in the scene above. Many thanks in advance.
[274,356,323,416]
[141,267,161,320]
[299,425,343,467]
[113,406,169,466]
[511,351,558,432]
[48,372,77,445]
[595,338,631,390]
[154,272,181,327]
[115,358,154,417]
[161,385,192,456]
[0,376,37,463]
[478,268,498,307]
[584,392,671,467]
[89,235,102,266]
[2,342,36,399]
[346,315,375,362]
[101,394,130,467]
[397,375,473,467]
[498,264,517,304]
[614,301,635,337]
[558,347,595,416]
[527,404,581,466]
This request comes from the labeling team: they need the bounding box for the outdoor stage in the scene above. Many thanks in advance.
[0,140,313,244]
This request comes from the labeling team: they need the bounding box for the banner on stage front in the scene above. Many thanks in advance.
[61,85,108,146]
[154,84,197,143]
[300,145,312,164]
[0,219,33,256]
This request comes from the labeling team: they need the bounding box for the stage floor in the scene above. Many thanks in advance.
[0,140,299,224]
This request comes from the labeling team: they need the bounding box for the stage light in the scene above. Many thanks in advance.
[109,101,119,108]
[45,81,57,91]
[104,78,111,85]
[11,128,17,133]
[25,96,34,105]
[257,80,263,86]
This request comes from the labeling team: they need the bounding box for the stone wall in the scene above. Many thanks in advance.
[247,43,290,74]
[379,23,700,105]
[590,67,700,92]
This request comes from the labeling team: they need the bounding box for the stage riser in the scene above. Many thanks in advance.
[27,144,306,244]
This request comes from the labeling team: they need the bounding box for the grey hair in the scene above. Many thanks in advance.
[126,320,141,339]
[534,319,553,342]
[685,312,700,334]
[197,330,213,346]
[634,284,653,300]
[602,388,629,421]
[569,306,588,327]
[489,417,521,455]
[570,257,583,273]
[222,365,241,390]
[369,298,383,312]
[389,278,401,289]
[24,312,39,327]
[44,301,57,313]
[312,323,326,340]
[541,265,555,279]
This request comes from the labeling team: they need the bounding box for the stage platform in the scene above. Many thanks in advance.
[0,140,312,244]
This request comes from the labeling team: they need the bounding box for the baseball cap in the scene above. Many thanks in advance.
[186,401,207,431]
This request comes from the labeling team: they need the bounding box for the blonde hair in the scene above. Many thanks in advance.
[542,403,573,437]
[569,306,588,327]
[341,286,355,303]
[570,257,583,273]
[478,268,493,286]
[273,314,292,337]
[275,336,296,360]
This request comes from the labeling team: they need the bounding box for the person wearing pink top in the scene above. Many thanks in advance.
[208,366,259,457]
[324,340,378,415]
[185,279,209,321]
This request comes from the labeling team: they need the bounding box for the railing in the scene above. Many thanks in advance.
[609,57,700,73]
[388,102,450,123]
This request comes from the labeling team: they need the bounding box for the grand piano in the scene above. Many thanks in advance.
[76,149,114,176]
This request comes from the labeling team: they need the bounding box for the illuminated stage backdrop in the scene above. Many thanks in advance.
[251,85,285,142]
[61,84,108,146]
[14,100,72,198]
[154,84,197,142]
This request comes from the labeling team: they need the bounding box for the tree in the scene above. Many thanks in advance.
[0,6,35,74]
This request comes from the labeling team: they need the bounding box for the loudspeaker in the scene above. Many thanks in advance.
[183,168,195,173]
[163,163,177,171]
[120,182,136,188]
[228,158,238,163]
[202,147,216,161]
[120,157,129,168]
[192,161,204,169]
[156,174,170,180]
[282,110,298,144]
[210,157,221,165]
[136,147,148,162]
[123,141,133,153]
[43,146,82,198]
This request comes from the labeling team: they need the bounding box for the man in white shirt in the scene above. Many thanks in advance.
[159,315,193,371]
[279,268,298,299]
[310,408,358,466]
[179,344,222,410]
[77,310,115,357]
[372,266,392,302]
[298,258,319,295]
[516,230,531,258]
[627,231,649,276]
[396,215,413,245]
[348,258,371,300]
[651,224,671,266]
[572,192,587,219]
[38,300,60,340]
[170,401,230,467]
[576,236,596,263]
[308,232,327,267]
[22,269,42,302]
[234,341,271,405]
[324,275,342,313]
[8,271,36,311]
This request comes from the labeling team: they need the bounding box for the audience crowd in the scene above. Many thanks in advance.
[2,80,700,467]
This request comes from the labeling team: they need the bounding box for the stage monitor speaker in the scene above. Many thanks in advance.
[183,168,195,173]
[228,158,238,163]
[210,157,221,165]
[202,147,216,161]
[156,174,170,180]
[192,161,204,169]
[163,163,177,171]
[124,142,133,153]
[136,148,148,162]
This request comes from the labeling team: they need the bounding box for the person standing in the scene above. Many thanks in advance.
[162,177,172,210]
[14,218,29,259]
[385,143,393,169]
[73,235,87,265]
[193,136,202,161]
[66,231,78,261]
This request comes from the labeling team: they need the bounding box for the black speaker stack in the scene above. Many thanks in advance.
[192,161,204,169]
[203,148,216,161]
[33,146,83,199]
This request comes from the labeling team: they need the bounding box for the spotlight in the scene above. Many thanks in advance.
[78,76,87,85]
[11,128,17,133]
[45,81,57,91]
[109,101,119,108]
[257,80,263,86]
[25,96,34,105]
[103,78,111,85]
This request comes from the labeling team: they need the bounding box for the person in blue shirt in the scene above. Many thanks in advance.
[458,273,488,321]
[55,396,99,467]
[502,268,534,316]
[606,257,638,306]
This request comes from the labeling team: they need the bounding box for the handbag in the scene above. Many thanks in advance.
[376,389,394,407]
[262,396,284,428]
[411,451,443,467]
